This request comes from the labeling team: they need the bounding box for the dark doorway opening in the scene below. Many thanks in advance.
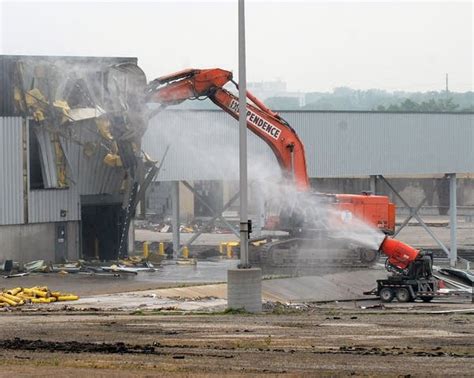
[81,203,125,260]
[29,126,45,189]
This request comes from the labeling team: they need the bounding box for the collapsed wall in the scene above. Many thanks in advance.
[0,55,155,262]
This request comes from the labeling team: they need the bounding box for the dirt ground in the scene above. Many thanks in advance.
[0,302,472,377]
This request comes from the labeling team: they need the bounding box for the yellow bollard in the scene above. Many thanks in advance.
[143,242,150,259]
[182,246,189,259]
[219,242,227,254]
[159,242,165,256]
[227,242,239,259]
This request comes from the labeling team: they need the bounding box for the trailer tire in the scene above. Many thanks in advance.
[421,296,434,303]
[359,249,379,265]
[396,288,411,303]
[380,288,394,302]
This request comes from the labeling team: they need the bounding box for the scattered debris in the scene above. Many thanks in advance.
[438,268,474,286]
[3,272,30,279]
[0,287,79,308]
[1,256,158,278]
[359,304,385,310]
[24,260,49,273]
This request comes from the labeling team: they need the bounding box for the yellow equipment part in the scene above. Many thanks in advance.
[30,288,50,298]
[0,295,17,306]
[6,287,22,296]
[2,293,23,303]
[31,297,55,304]
[56,295,79,301]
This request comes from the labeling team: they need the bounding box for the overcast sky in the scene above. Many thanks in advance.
[1,0,472,92]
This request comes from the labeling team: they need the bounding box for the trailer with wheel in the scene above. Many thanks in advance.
[374,276,439,303]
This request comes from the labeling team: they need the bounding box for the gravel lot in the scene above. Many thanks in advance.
[0,303,472,376]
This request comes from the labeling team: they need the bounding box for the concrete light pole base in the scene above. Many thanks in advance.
[227,268,262,313]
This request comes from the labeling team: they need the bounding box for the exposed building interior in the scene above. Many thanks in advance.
[0,55,157,261]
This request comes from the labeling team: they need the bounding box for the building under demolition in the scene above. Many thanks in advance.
[0,55,154,263]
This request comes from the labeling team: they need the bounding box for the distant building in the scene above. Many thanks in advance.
[248,80,305,107]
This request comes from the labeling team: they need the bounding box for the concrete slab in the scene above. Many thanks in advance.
[227,268,262,312]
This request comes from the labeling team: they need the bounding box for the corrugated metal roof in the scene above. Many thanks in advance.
[143,110,474,180]
[0,54,139,116]
[0,117,24,224]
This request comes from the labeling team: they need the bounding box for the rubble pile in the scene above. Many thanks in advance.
[0,287,79,308]
[135,219,237,234]
[1,256,159,278]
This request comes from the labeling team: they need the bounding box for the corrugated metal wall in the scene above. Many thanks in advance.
[29,188,80,223]
[0,117,24,224]
[143,111,474,180]
[66,124,124,196]
[0,116,125,225]
[286,112,474,177]
[143,110,279,181]
[27,120,125,223]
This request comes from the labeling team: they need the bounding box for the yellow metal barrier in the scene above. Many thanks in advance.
[226,242,240,259]
[159,242,165,256]
[143,242,150,259]
[219,242,227,254]
[182,246,189,259]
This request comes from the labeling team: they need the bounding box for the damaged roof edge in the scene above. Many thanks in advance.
[0,54,139,117]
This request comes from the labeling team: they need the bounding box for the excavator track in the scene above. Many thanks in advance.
[249,236,379,276]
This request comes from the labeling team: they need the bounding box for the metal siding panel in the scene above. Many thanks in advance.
[143,110,279,181]
[71,125,124,195]
[28,187,80,223]
[144,111,474,180]
[0,117,24,224]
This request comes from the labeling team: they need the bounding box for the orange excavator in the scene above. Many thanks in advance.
[146,68,399,273]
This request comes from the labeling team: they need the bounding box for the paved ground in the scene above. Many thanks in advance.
[1,258,472,376]
[0,260,238,296]
[0,302,472,376]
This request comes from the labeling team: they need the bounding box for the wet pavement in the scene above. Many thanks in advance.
[1,259,239,296]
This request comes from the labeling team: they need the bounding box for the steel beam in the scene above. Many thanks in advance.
[449,173,457,266]
[252,181,264,237]
[369,175,377,194]
[393,196,427,237]
[180,191,240,252]
[182,181,239,237]
[379,175,450,256]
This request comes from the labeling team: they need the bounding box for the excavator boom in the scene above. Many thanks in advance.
[146,68,395,253]
[146,68,310,189]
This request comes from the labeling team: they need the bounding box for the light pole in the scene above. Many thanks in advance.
[238,0,249,268]
[227,0,262,312]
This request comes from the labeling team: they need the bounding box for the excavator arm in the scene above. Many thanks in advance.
[146,68,310,189]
